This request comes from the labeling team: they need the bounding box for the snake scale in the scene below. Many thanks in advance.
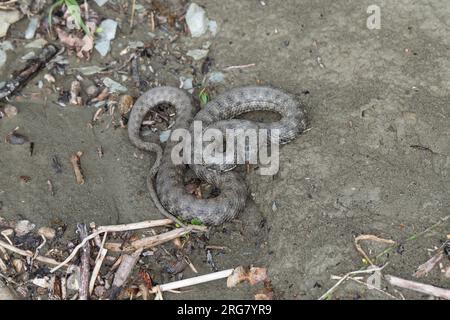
[128,86,307,225]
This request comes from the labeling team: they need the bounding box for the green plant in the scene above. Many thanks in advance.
[198,88,210,107]
[48,0,90,36]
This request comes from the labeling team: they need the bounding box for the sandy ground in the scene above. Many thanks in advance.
[0,0,449,299]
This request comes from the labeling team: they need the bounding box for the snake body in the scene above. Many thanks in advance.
[128,86,307,225]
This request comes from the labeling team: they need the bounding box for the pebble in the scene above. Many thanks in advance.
[0,10,22,38]
[3,104,18,118]
[102,77,127,93]
[181,77,194,93]
[208,71,225,83]
[94,0,108,6]
[0,49,6,69]
[38,227,56,240]
[185,3,209,37]
[95,19,118,56]
[24,17,39,40]
[25,38,48,49]
[159,130,171,143]
[186,49,209,60]
[21,51,36,60]
[0,283,18,300]
[14,220,35,237]
[208,20,218,36]
[86,85,99,97]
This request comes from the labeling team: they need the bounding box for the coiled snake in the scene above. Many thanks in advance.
[128,86,307,225]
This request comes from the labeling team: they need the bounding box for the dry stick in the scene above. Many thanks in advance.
[78,224,90,300]
[97,219,172,233]
[331,275,398,300]
[385,275,450,300]
[151,269,235,294]
[50,219,174,273]
[70,151,85,185]
[354,235,396,266]
[0,45,58,99]
[318,264,388,300]
[222,63,256,71]
[89,247,107,295]
[110,248,143,299]
[0,239,69,268]
[127,227,192,251]
[129,0,136,31]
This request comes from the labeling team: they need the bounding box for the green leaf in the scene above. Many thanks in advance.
[190,218,203,226]
[198,88,209,107]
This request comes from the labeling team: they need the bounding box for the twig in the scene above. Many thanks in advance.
[318,264,388,300]
[129,0,136,31]
[0,239,69,268]
[97,219,172,233]
[77,224,90,300]
[151,269,235,294]
[331,275,398,300]
[89,247,107,295]
[354,235,395,266]
[70,151,85,185]
[385,275,450,300]
[50,219,174,273]
[127,227,192,251]
[109,248,143,299]
[223,63,256,71]
[413,252,444,278]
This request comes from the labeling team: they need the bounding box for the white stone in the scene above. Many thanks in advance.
[208,20,218,36]
[25,17,39,40]
[102,78,127,93]
[94,0,108,6]
[95,19,118,56]
[185,3,209,37]
[25,38,47,49]
[0,10,22,38]
[14,220,35,237]
[186,49,209,60]
[208,71,225,83]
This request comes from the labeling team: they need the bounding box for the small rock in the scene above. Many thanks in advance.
[12,259,23,273]
[159,130,171,143]
[0,282,18,300]
[94,0,108,6]
[0,10,22,38]
[32,277,49,288]
[38,227,56,240]
[95,19,118,56]
[208,20,218,36]
[14,220,35,237]
[185,3,209,37]
[103,78,127,93]
[118,95,134,115]
[21,51,36,61]
[44,74,56,83]
[181,77,194,93]
[24,17,39,40]
[25,38,48,49]
[0,49,6,69]
[129,41,144,49]
[271,201,278,212]
[0,41,13,51]
[67,269,81,291]
[3,105,17,118]
[208,71,225,83]
[86,85,99,97]
[186,49,209,61]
